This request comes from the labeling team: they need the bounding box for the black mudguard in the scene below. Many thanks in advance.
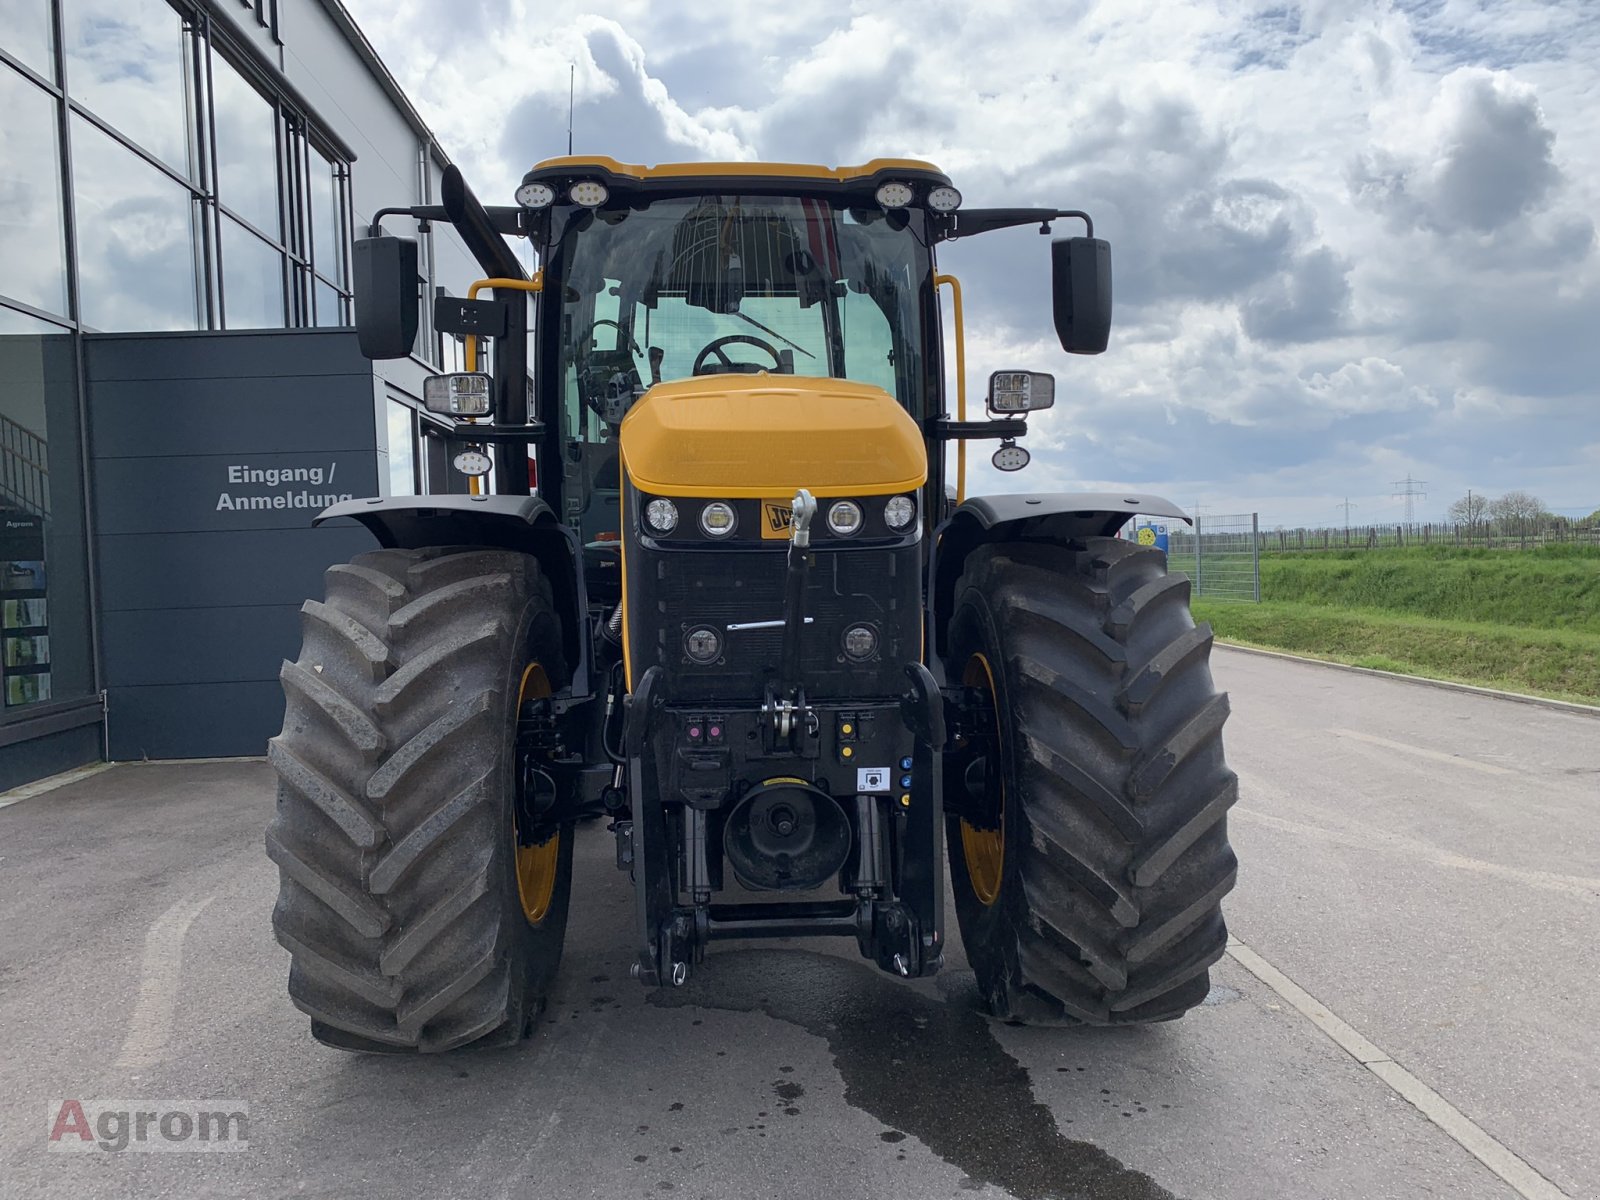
[928,491,1191,671]
[314,494,593,699]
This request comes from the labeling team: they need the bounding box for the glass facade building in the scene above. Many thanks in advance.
[0,0,488,787]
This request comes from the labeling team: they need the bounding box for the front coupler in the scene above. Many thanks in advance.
[621,664,947,988]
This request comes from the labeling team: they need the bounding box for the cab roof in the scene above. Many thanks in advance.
[522,155,952,200]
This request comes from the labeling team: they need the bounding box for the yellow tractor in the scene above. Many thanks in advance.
[266,157,1238,1051]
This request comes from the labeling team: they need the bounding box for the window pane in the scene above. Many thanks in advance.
[386,401,415,496]
[0,66,70,318]
[314,278,343,327]
[0,328,95,712]
[210,52,279,237]
[71,113,200,331]
[308,147,344,285]
[220,217,283,328]
[0,0,57,81]
[63,0,197,179]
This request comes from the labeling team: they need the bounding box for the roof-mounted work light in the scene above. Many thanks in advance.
[874,181,913,209]
[514,181,555,208]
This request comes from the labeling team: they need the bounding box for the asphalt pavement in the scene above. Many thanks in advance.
[1,647,1595,1200]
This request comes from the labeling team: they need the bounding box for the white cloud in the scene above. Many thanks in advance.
[342,0,1600,526]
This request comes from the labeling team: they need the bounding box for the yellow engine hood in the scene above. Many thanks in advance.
[619,376,927,498]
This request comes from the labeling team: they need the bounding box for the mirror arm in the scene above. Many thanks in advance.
[930,418,1028,440]
[942,208,1094,241]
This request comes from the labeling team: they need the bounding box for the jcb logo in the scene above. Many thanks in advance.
[762,502,793,539]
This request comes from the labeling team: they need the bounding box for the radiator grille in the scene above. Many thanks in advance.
[630,543,920,702]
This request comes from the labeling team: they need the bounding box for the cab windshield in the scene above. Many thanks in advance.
[548,195,932,438]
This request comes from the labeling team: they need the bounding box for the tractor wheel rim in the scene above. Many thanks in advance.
[960,651,1005,906]
[514,662,560,925]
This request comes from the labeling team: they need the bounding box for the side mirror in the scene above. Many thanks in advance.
[353,235,420,359]
[1051,236,1112,355]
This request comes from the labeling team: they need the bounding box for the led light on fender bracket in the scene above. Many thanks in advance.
[826,500,863,536]
[700,501,737,537]
[423,372,492,416]
[993,442,1031,472]
[875,181,913,209]
[644,497,678,534]
[514,181,555,208]
[842,624,878,660]
[453,448,492,476]
[569,180,608,207]
[883,495,916,530]
[684,626,722,663]
[927,185,962,212]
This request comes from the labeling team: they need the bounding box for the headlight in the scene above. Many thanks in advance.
[644,498,678,534]
[826,500,863,536]
[842,624,878,661]
[883,495,916,530]
[684,626,722,663]
[700,501,737,537]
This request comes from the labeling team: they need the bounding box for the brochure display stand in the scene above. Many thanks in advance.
[1,510,50,708]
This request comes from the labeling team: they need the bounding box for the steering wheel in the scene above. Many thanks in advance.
[692,334,783,376]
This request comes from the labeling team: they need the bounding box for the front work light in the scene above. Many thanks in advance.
[423,372,492,416]
[569,180,609,207]
[644,498,679,535]
[826,500,863,536]
[700,501,737,537]
[986,370,1056,414]
[514,181,555,208]
[883,495,916,530]
[874,182,913,209]
[927,186,962,212]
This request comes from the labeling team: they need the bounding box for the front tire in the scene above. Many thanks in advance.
[946,537,1238,1024]
[267,547,573,1052]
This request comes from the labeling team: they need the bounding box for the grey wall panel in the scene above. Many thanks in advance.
[0,722,100,792]
[89,375,380,458]
[95,526,374,612]
[84,330,370,382]
[87,329,383,758]
[101,605,304,688]
[106,682,287,760]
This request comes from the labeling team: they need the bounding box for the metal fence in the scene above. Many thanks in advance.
[1264,523,1600,551]
[1165,513,1260,602]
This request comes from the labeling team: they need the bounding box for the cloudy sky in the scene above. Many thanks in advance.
[345,0,1599,526]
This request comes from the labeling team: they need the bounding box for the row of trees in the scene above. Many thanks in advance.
[1444,491,1596,527]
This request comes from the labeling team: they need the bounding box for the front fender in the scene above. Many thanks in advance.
[314,494,592,698]
[928,492,1191,670]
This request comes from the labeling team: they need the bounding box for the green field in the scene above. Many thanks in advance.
[1191,545,1600,704]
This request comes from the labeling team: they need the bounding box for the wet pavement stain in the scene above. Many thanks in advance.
[653,948,1180,1200]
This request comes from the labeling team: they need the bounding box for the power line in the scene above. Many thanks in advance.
[1391,476,1428,525]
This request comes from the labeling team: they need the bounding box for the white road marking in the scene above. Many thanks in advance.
[0,762,116,810]
[115,891,217,1069]
[1329,727,1514,776]
[1231,805,1600,904]
[1227,938,1570,1200]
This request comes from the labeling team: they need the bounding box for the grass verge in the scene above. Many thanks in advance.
[1192,599,1600,706]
